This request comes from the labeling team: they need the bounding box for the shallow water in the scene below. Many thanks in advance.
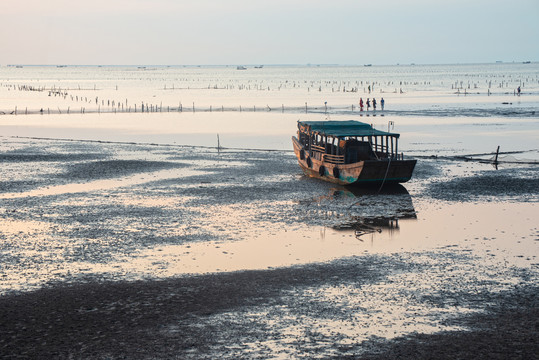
[0,64,538,358]
[2,64,539,163]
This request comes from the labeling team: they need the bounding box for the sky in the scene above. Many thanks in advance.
[1,0,538,65]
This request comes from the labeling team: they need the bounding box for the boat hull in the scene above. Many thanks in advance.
[292,136,416,186]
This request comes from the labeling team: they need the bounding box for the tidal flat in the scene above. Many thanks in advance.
[1,63,538,358]
[0,136,537,359]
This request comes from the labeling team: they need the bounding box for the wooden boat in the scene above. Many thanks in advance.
[292,120,416,186]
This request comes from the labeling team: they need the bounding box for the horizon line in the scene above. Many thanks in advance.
[2,61,536,68]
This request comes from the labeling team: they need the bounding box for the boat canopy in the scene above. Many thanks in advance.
[299,120,399,138]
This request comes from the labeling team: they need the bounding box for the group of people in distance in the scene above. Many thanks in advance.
[359,97,384,111]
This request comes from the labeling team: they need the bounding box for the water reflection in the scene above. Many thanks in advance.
[301,184,417,240]
[338,185,416,240]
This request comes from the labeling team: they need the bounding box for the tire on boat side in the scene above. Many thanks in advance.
[306,156,312,168]
[299,149,305,160]
[319,165,326,176]
[332,167,340,179]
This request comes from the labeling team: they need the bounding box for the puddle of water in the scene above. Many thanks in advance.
[85,200,536,280]
[0,168,206,199]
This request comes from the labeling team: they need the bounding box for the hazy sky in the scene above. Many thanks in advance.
[1,0,538,65]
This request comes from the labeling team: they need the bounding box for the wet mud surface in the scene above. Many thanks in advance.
[0,262,537,359]
[1,137,538,359]
[426,165,539,202]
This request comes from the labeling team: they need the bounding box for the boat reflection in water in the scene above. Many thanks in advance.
[299,184,416,241]
[335,184,416,240]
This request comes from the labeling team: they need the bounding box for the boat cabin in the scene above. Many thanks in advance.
[297,120,403,164]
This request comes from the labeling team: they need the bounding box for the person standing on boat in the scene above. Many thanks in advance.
[372,98,377,110]
[381,98,385,110]
[359,98,364,111]
[366,98,370,111]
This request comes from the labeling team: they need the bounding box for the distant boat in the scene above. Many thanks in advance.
[236,66,247,70]
[254,65,263,69]
[523,61,531,64]
[364,64,372,67]
[292,120,416,186]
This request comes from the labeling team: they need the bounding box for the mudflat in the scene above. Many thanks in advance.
[0,137,537,358]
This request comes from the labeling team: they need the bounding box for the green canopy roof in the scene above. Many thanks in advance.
[299,120,399,138]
